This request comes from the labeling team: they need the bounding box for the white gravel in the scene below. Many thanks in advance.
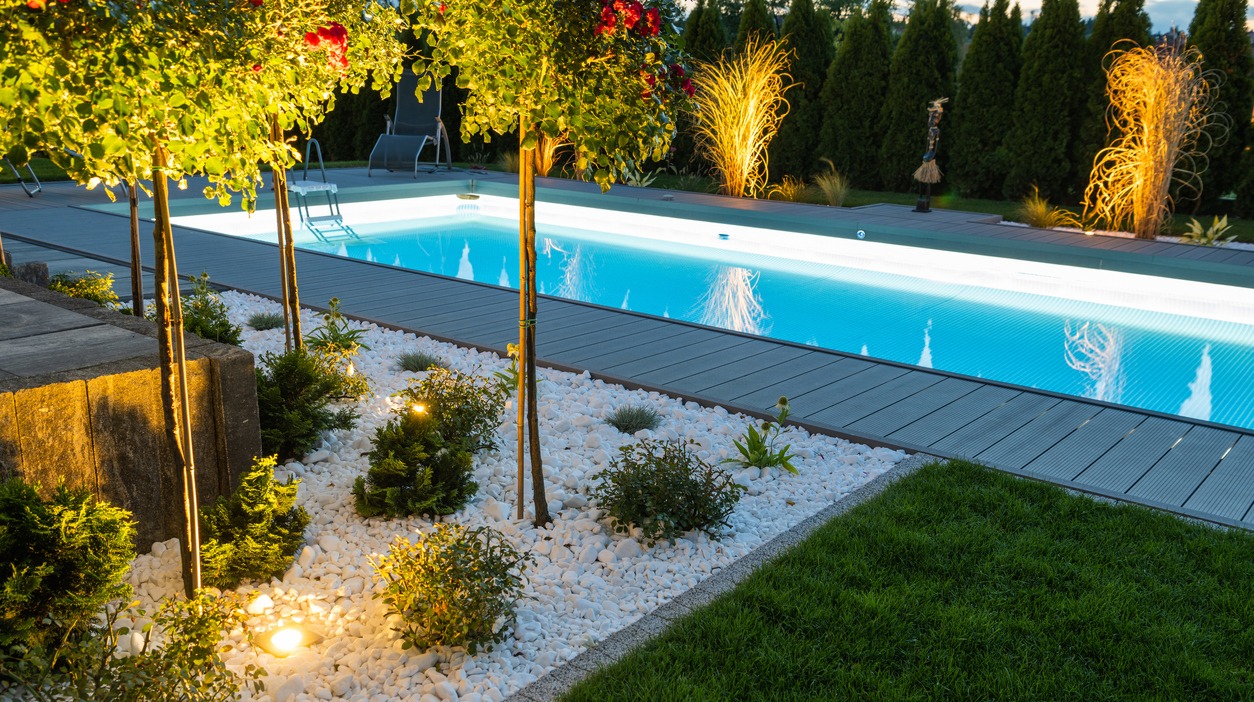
[126,291,902,702]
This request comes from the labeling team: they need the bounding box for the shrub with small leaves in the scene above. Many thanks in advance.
[0,590,262,702]
[398,350,447,373]
[0,479,135,651]
[199,456,309,589]
[247,311,285,331]
[372,524,532,654]
[0,261,12,278]
[47,270,119,307]
[256,347,358,462]
[354,411,476,518]
[605,404,662,434]
[180,273,242,345]
[395,367,506,453]
[591,439,745,546]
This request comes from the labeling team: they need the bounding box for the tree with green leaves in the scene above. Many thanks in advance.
[770,0,833,180]
[878,0,957,192]
[817,0,892,189]
[1003,0,1086,200]
[1073,0,1150,196]
[400,0,690,526]
[1188,0,1253,210]
[735,0,776,51]
[948,0,1022,198]
[687,0,729,62]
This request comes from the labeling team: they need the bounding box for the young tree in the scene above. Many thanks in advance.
[817,0,892,189]
[1073,0,1150,196]
[687,0,730,61]
[1003,0,1085,200]
[878,0,957,192]
[734,0,777,52]
[769,0,833,180]
[400,0,691,526]
[1188,0,1253,210]
[948,0,1022,198]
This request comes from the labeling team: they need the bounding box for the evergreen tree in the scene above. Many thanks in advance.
[687,0,730,62]
[1003,0,1086,200]
[771,0,835,179]
[735,0,778,51]
[948,0,1022,198]
[1188,0,1254,210]
[817,0,892,188]
[1073,0,1151,196]
[878,0,958,192]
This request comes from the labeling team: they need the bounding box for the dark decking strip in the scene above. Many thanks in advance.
[3,182,1253,530]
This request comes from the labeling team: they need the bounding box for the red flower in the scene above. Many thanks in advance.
[438,2,445,13]
[595,4,616,35]
[326,21,347,43]
[682,78,695,98]
[249,0,263,6]
[304,31,321,47]
[644,73,656,88]
[641,89,651,100]
[642,6,660,36]
[670,63,684,78]
[252,63,263,72]
[612,0,626,10]
[622,1,643,29]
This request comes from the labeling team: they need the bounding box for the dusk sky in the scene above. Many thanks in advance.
[980,1,1241,34]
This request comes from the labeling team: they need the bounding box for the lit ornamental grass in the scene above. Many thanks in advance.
[1083,43,1224,239]
[691,38,792,199]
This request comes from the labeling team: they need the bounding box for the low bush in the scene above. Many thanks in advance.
[179,273,242,345]
[0,480,135,651]
[395,367,506,453]
[591,439,745,546]
[372,524,531,654]
[48,270,119,307]
[0,590,262,702]
[354,412,476,518]
[605,404,662,434]
[1180,215,1236,246]
[725,397,798,474]
[398,350,447,373]
[199,456,309,589]
[256,347,359,462]
[0,261,12,278]
[247,311,285,331]
[1016,185,1081,230]
[305,297,371,400]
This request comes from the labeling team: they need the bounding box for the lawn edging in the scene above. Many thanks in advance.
[503,451,941,702]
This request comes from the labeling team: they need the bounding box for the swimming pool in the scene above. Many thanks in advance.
[175,193,1254,430]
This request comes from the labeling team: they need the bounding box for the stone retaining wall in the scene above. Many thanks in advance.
[0,277,261,548]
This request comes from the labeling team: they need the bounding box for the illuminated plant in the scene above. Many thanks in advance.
[691,38,793,198]
[401,0,692,526]
[696,265,770,335]
[535,132,569,177]
[767,175,808,201]
[1064,321,1126,403]
[1017,185,1082,229]
[812,157,850,206]
[1083,43,1226,239]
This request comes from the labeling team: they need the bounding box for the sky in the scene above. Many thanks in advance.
[959,1,1249,34]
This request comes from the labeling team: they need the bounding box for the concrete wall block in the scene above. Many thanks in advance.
[209,348,262,492]
[186,357,225,508]
[88,368,167,549]
[12,380,96,494]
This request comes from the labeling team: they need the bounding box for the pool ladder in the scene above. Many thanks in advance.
[3,157,41,197]
[288,139,358,243]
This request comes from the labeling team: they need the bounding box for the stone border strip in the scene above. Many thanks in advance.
[504,452,940,702]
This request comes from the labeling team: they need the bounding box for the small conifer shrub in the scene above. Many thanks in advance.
[48,270,120,307]
[354,412,476,518]
[255,347,359,462]
[395,367,506,453]
[199,456,310,589]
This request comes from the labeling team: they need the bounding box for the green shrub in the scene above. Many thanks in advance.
[0,261,12,278]
[305,297,371,400]
[605,404,662,434]
[199,456,309,589]
[354,412,476,518]
[372,524,531,654]
[247,310,285,330]
[0,591,262,701]
[591,439,745,546]
[0,480,135,650]
[1180,216,1236,247]
[1015,185,1082,230]
[180,273,242,345]
[47,270,119,307]
[725,397,799,474]
[256,347,359,462]
[398,350,447,373]
[395,367,505,453]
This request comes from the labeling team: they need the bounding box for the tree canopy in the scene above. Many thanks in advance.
[817,0,892,189]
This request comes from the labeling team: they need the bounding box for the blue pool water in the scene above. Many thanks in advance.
[303,215,1254,430]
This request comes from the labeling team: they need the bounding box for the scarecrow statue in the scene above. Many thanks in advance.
[912,97,948,213]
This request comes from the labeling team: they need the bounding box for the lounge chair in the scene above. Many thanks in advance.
[367,70,453,177]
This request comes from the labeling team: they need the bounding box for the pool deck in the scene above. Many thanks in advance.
[2,170,1253,530]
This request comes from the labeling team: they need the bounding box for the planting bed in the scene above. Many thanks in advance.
[126,291,902,702]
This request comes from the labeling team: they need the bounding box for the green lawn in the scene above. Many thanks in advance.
[562,460,1253,702]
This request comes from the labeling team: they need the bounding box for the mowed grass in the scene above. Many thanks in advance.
[562,460,1254,702]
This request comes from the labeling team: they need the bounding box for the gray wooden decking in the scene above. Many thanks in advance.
[3,174,1253,530]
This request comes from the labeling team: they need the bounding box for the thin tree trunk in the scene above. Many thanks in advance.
[152,145,201,598]
[517,118,550,527]
[278,172,302,345]
[128,182,143,317]
[516,131,529,521]
[271,116,295,350]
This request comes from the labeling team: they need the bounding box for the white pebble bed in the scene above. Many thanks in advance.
[126,291,902,702]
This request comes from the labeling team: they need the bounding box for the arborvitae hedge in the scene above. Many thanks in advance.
[734,0,777,51]
[948,0,1022,199]
[770,0,834,180]
[687,0,730,63]
[878,0,957,193]
[817,0,893,189]
[1003,0,1086,201]
[1189,0,1254,210]
[1073,0,1151,196]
